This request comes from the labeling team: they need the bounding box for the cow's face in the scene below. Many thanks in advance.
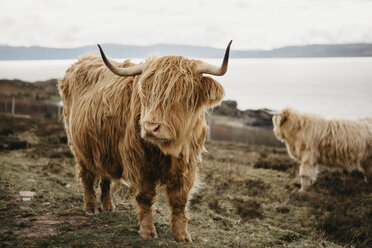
[273,108,299,142]
[97,41,231,158]
[137,56,225,157]
[273,112,287,142]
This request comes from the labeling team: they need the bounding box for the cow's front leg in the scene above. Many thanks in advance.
[299,159,318,193]
[166,163,196,242]
[166,185,192,242]
[134,181,158,239]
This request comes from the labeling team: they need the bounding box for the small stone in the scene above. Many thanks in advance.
[65,184,71,188]
[19,191,36,197]
[22,198,31,201]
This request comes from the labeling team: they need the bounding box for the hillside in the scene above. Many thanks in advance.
[0,79,59,99]
[1,43,372,60]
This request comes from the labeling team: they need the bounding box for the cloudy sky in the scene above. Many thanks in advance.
[1,0,372,50]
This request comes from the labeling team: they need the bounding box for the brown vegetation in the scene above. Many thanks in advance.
[0,111,371,247]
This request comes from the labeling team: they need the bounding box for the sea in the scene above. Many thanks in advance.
[1,57,372,119]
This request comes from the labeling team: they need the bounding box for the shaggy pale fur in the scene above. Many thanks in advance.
[273,108,372,192]
[58,54,225,242]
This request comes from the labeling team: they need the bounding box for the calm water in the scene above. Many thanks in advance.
[1,57,372,118]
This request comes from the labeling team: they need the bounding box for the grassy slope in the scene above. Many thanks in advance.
[0,114,371,248]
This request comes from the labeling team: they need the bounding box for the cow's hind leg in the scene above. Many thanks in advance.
[79,166,99,215]
[299,160,318,193]
[100,178,114,211]
[360,157,372,183]
[134,180,158,239]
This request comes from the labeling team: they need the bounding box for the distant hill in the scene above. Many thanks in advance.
[1,43,372,60]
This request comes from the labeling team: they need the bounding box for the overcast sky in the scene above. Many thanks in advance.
[1,0,372,50]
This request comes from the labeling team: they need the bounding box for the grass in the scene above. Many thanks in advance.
[0,113,371,247]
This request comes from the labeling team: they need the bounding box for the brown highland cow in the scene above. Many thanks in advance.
[273,108,372,192]
[58,41,232,242]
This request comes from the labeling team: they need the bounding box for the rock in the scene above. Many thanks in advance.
[242,109,274,126]
[213,100,241,118]
[19,191,36,197]
[213,100,275,127]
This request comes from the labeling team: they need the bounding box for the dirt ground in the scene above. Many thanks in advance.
[0,113,371,248]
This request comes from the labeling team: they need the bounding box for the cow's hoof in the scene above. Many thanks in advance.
[139,230,158,239]
[175,233,192,243]
[101,203,114,212]
[85,208,99,215]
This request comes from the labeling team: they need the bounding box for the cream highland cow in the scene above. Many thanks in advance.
[272,108,372,192]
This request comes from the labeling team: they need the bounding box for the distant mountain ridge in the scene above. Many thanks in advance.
[1,43,372,60]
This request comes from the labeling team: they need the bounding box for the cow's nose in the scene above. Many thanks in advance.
[144,122,161,136]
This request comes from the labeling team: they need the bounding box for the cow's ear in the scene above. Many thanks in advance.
[201,76,225,108]
[280,110,289,126]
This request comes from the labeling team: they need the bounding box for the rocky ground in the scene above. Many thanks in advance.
[213,100,274,127]
[0,113,371,248]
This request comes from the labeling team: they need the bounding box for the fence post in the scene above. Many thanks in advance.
[11,97,15,115]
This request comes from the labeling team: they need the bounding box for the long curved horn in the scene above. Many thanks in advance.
[197,40,232,76]
[97,44,144,76]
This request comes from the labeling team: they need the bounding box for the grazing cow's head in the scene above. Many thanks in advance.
[98,41,232,158]
[272,108,300,142]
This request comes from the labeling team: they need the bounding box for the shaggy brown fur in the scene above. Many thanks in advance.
[58,54,225,242]
[273,108,372,192]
